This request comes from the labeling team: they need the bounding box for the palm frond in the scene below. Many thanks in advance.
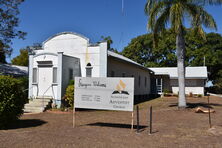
[198,7,217,29]
[147,1,171,31]
[152,7,171,47]
[169,2,184,33]
[145,0,162,15]
[190,0,222,5]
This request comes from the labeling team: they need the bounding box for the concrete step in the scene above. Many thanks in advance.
[29,100,51,104]
[24,98,52,113]
[24,105,46,110]
[24,108,44,113]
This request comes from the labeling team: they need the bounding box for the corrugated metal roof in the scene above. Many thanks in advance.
[0,64,28,77]
[107,50,152,72]
[149,67,208,79]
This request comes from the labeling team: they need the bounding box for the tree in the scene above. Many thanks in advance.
[122,30,177,67]
[187,32,222,85]
[0,0,26,63]
[145,0,217,108]
[11,43,41,66]
[11,49,28,66]
[100,36,119,53]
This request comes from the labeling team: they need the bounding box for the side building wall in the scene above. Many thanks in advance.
[107,56,151,97]
[62,55,80,97]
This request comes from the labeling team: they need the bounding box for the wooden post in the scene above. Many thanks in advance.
[149,106,152,134]
[131,111,134,131]
[137,105,139,133]
[207,95,212,128]
[73,107,75,128]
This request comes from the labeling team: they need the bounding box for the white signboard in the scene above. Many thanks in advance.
[74,77,134,111]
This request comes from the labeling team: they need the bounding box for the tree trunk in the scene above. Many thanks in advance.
[176,28,186,108]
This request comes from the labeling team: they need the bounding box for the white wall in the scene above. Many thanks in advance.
[31,53,58,98]
[170,79,205,95]
[35,32,106,78]
[107,57,151,95]
[172,87,204,95]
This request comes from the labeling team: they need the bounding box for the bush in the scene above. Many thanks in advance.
[207,86,222,94]
[17,77,29,102]
[68,79,74,85]
[0,75,27,129]
[64,84,74,108]
[163,89,171,96]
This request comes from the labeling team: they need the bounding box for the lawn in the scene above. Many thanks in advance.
[0,96,222,147]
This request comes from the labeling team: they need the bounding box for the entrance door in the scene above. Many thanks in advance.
[156,78,163,94]
[38,67,53,97]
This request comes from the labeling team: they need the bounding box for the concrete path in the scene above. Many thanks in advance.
[209,93,222,98]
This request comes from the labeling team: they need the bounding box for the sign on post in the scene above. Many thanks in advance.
[74,77,134,111]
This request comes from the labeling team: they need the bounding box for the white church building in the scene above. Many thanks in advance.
[28,32,208,109]
[28,32,152,107]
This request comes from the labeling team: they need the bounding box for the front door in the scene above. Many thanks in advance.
[38,67,53,97]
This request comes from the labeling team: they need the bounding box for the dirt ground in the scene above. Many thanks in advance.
[0,96,222,148]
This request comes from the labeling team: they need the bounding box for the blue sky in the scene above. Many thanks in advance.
[8,0,222,62]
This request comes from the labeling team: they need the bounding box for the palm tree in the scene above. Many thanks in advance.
[145,0,217,108]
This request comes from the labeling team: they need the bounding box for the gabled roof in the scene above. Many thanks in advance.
[108,50,153,73]
[149,67,208,79]
[0,64,28,77]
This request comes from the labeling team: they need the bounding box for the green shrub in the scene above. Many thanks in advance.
[207,86,222,94]
[64,84,75,108]
[0,75,27,129]
[17,77,29,102]
[163,89,171,96]
[197,94,202,98]
[68,79,75,85]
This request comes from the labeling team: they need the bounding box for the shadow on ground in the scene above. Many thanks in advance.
[2,119,47,130]
[86,122,147,130]
[169,102,222,109]
[134,94,160,105]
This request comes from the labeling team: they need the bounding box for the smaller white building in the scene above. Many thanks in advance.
[149,67,208,95]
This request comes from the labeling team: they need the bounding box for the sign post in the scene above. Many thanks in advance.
[73,77,134,130]
[131,111,134,131]
[73,106,75,128]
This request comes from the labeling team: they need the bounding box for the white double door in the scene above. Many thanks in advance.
[38,67,53,97]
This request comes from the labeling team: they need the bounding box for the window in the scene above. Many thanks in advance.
[145,77,147,87]
[33,68,37,83]
[86,63,92,77]
[53,67,57,83]
[69,69,73,80]
[138,75,141,87]
[111,71,115,77]
[122,73,125,77]
[37,61,53,67]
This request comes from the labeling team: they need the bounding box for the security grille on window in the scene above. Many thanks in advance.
[86,63,92,77]
[33,68,37,83]
[53,67,57,83]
